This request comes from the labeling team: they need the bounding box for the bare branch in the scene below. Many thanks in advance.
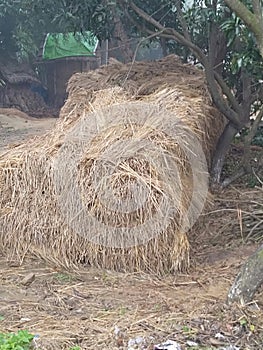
[175,0,191,42]
[127,0,206,61]
[120,0,243,127]
[122,30,166,85]
[214,72,241,113]
[224,0,260,32]
[252,0,262,19]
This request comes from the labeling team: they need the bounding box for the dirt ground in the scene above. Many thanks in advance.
[0,108,56,149]
[0,108,262,350]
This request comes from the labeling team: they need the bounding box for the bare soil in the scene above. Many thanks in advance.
[0,108,262,350]
[0,108,56,149]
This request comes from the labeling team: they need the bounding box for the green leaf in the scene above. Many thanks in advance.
[240,318,247,326]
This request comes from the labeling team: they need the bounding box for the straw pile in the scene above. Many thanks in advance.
[0,55,224,274]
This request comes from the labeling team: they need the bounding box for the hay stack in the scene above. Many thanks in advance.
[0,55,224,274]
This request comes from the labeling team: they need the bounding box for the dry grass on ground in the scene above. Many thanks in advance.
[0,186,262,350]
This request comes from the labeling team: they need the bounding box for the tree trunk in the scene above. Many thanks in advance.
[228,244,263,304]
[111,8,133,63]
[160,37,168,57]
[208,21,227,75]
[211,121,239,184]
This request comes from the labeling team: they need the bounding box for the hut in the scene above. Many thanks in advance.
[36,32,100,108]
[0,60,51,117]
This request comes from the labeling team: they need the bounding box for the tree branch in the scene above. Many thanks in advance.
[127,0,206,61]
[224,0,263,57]
[214,72,241,112]
[175,0,191,42]
[224,0,261,35]
[120,0,243,128]
[252,0,262,20]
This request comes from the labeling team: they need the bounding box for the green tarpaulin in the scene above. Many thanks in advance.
[43,32,98,60]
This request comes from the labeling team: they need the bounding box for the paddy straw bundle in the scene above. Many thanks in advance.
[0,55,224,274]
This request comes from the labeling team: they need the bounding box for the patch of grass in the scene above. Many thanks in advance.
[119,306,128,315]
[0,330,83,350]
[0,330,34,350]
[181,325,198,335]
[53,272,74,283]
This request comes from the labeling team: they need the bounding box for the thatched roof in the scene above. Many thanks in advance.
[0,61,40,85]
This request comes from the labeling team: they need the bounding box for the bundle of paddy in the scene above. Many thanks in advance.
[0,55,224,274]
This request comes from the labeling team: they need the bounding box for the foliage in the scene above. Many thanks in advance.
[0,0,40,60]
[1,0,262,80]
[224,0,263,58]
[220,10,263,89]
[53,272,74,283]
[0,330,83,350]
[130,0,262,86]
[239,124,263,147]
[0,330,34,350]
[252,129,263,147]
[0,0,114,61]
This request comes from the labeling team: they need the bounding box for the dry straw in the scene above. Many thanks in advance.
[0,55,224,274]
